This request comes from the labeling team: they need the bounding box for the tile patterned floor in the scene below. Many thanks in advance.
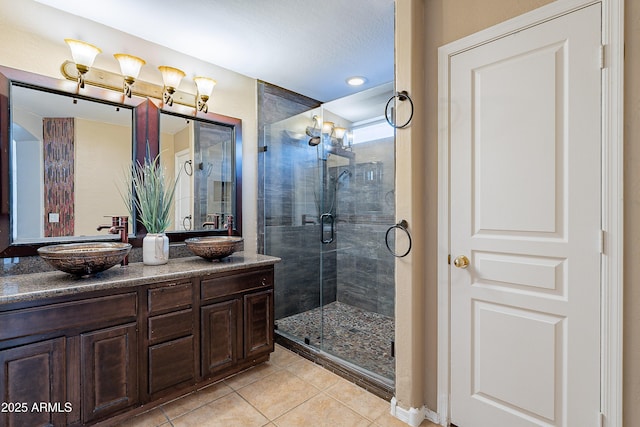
[276,302,395,380]
[116,344,437,427]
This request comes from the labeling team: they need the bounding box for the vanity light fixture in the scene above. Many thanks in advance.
[114,53,146,97]
[334,126,347,141]
[193,76,217,113]
[322,121,335,135]
[64,39,102,89]
[158,65,186,106]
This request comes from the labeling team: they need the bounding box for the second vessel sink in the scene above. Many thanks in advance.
[184,236,243,260]
[37,242,131,276]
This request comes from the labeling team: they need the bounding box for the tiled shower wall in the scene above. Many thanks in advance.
[257,82,324,320]
[334,138,395,318]
[259,81,395,319]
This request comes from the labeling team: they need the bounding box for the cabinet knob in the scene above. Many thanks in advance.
[261,278,267,286]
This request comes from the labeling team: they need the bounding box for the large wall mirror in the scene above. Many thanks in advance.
[160,113,238,233]
[11,84,134,243]
[149,100,242,240]
[0,66,243,257]
[0,65,149,257]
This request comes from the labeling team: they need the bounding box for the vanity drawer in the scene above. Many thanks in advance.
[148,309,193,345]
[0,293,137,341]
[148,282,193,315]
[201,269,273,302]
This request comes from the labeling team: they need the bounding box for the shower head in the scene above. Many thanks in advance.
[338,169,352,180]
[308,136,321,146]
[306,115,322,137]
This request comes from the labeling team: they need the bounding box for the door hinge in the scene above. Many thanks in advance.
[448,254,451,265]
[600,44,606,69]
[599,229,605,254]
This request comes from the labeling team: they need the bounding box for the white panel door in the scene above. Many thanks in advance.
[449,5,601,427]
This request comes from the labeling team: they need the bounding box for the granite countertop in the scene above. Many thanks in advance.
[0,252,280,305]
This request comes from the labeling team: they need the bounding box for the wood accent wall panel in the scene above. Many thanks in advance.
[43,117,74,237]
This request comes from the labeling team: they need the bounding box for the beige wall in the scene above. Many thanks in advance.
[75,118,131,235]
[0,0,258,252]
[623,0,639,424]
[394,0,428,410]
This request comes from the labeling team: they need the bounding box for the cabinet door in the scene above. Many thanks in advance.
[0,338,66,427]
[244,289,273,359]
[81,323,138,423]
[149,336,195,396]
[201,299,240,377]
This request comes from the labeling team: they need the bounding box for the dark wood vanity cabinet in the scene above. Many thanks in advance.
[80,323,139,424]
[0,292,139,426]
[201,299,241,377]
[0,338,66,427]
[146,280,196,399]
[200,267,274,381]
[0,263,275,426]
[244,289,273,359]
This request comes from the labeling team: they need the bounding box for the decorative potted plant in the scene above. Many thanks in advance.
[123,152,179,265]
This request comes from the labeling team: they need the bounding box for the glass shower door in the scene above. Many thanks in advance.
[265,84,396,383]
[265,108,324,348]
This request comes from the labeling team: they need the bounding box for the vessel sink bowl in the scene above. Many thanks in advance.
[184,236,243,260]
[37,242,132,276]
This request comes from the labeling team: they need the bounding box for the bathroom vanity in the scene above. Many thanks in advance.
[0,253,278,426]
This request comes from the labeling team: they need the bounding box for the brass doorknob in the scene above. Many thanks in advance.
[453,255,470,269]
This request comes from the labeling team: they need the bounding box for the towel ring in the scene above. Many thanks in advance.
[385,91,414,129]
[184,160,193,176]
[385,219,412,258]
[182,214,192,231]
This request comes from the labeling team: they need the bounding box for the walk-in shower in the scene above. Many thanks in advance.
[263,83,396,396]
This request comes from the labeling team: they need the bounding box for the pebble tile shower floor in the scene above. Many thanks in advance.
[275,301,395,381]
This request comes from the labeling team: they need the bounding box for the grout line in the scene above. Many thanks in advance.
[159,406,174,427]
[233,390,274,424]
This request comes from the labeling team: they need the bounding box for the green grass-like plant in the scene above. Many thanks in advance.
[123,153,179,234]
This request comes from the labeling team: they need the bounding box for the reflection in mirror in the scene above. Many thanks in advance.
[160,112,235,233]
[11,84,133,243]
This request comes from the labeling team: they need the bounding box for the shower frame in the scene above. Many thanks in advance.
[264,105,396,400]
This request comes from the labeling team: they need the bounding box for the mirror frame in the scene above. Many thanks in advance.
[146,98,243,241]
[0,65,148,257]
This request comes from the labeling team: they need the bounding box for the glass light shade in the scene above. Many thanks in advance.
[158,66,186,89]
[65,39,101,68]
[334,127,347,139]
[322,121,335,134]
[114,53,146,79]
[194,77,217,97]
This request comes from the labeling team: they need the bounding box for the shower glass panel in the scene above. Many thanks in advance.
[264,84,396,383]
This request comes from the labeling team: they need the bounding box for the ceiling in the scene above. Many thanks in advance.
[29,0,395,103]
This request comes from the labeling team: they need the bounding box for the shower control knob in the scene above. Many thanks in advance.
[453,255,470,269]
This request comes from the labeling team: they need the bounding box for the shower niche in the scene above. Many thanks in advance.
[263,83,396,396]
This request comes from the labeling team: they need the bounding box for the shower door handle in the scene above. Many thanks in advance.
[320,213,334,244]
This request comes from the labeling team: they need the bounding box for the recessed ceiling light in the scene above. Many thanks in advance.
[346,76,367,86]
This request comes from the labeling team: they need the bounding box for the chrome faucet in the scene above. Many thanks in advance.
[97,216,129,266]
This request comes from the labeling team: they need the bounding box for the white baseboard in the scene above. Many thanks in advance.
[390,397,441,426]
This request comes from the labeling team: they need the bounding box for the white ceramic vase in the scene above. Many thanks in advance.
[143,233,169,265]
